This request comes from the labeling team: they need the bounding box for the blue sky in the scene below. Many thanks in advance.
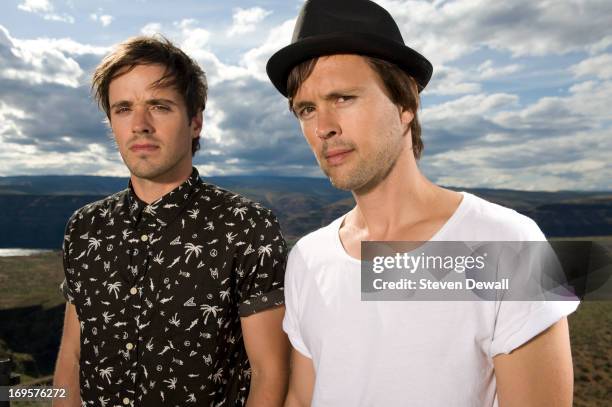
[0,0,610,191]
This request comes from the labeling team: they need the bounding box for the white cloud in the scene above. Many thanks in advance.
[0,135,127,176]
[588,35,612,55]
[571,53,612,80]
[0,25,84,87]
[227,7,272,37]
[240,18,295,81]
[13,37,108,56]
[17,0,51,13]
[0,26,112,169]
[17,0,74,24]
[99,15,113,26]
[379,0,612,64]
[419,76,612,191]
[141,22,162,36]
[137,17,294,83]
[477,60,522,80]
[166,19,250,84]
[494,80,612,130]
[202,99,227,146]
[41,13,74,23]
[90,13,113,27]
[176,19,211,53]
[0,98,122,177]
[426,60,523,96]
[1,2,610,191]
[423,128,612,191]
[423,93,519,121]
[0,102,28,143]
[426,65,481,95]
[136,19,252,85]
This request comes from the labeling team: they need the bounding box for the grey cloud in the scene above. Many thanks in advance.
[195,76,318,175]
[0,11,610,190]
[0,26,114,156]
[382,0,612,62]
[422,116,508,156]
[0,26,83,87]
[0,77,108,152]
[430,130,611,191]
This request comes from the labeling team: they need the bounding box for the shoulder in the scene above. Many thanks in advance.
[287,217,342,272]
[294,216,341,252]
[200,182,278,222]
[62,190,129,255]
[456,192,545,241]
[65,190,129,230]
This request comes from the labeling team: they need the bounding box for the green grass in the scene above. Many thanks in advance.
[0,252,65,309]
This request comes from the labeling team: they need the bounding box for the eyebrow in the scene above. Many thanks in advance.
[110,98,179,110]
[292,87,364,111]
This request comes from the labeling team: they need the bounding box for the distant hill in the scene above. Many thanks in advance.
[1,175,611,248]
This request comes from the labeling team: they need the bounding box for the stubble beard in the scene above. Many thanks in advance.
[324,132,405,194]
[122,146,190,182]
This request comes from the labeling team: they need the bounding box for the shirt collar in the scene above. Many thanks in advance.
[127,167,201,228]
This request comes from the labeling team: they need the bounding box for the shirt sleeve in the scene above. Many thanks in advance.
[282,245,312,358]
[59,210,80,304]
[489,300,578,357]
[237,210,287,317]
[489,219,580,357]
[60,278,74,303]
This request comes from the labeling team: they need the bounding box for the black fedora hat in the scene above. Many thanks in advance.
[266,0,433,97]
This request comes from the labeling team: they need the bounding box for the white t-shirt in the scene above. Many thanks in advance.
[283,192,579,406]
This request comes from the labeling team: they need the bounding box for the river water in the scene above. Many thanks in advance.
[0,248,54,257]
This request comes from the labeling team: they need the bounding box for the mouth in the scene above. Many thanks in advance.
[129,144,159,153]
[324,148,354,166]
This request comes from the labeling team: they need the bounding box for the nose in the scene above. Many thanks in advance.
[132,106,154,135]
[315,108,340,140]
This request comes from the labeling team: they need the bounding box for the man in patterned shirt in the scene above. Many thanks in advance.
[52,36,289,407]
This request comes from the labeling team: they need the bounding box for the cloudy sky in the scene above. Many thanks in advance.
[0,0,610,191]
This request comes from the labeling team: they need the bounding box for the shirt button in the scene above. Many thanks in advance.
[126,343,134,350]
[140,234,149,242]
[122,397,130,405]
[130,287,138,295]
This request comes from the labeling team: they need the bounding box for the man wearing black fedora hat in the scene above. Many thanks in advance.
[267,0,577,406]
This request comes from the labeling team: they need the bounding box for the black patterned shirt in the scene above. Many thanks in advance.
[60,168,287,407]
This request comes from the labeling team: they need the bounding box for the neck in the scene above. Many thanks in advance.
[130,162,193,204]
[348,150,441,239]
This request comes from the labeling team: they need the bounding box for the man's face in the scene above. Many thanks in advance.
[108,64,202,181]
[292,55,414,192]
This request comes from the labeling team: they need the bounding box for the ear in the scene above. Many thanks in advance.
[190,111,203,138]
[400,108,414,127]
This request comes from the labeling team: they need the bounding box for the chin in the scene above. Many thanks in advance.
[328,167,381,193]
[328,173,361,191]
[127,161,167,180]
[323,163,354,188]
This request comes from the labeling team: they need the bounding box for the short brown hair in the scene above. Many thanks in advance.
[287,56,423,160]
[92,35,208,155]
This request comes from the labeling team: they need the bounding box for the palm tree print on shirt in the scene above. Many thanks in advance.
[59,168,287,406]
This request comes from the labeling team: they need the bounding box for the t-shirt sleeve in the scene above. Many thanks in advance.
[282,245,312,358]
[489,300,578,357]
[59,209,81,304]
[238,210,287,317]
[489,218,580,357]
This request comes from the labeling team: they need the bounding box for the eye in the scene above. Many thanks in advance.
[298,106,316,119]
[113,106,131,115]
[151,104,171,112]
[337,95,355,104]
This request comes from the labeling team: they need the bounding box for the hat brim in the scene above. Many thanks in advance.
[266,32,433,97]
